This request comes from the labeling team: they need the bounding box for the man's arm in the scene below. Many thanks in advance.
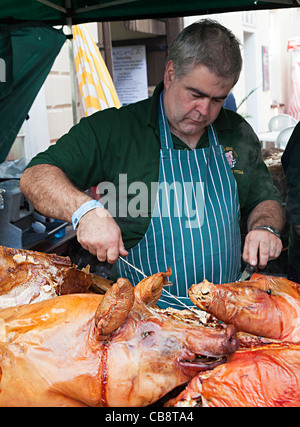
[20,164,128,263]
[20,164,91,222]
[242,200,285,268]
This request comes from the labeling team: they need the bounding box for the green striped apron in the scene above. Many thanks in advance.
[117,91,241,309]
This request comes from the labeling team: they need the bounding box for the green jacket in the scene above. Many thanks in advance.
[28,82,281,250]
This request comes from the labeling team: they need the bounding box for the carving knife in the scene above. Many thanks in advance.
[239,263,256,281]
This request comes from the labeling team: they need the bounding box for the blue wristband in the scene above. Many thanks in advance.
[71,200,104,230]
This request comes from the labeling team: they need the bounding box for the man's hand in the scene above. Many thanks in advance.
[77,207,128,264]
[244,200,284,268]
[242,229,282,268]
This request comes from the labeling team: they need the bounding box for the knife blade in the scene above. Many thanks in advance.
[118,256,147,278]
[239,263,256,281]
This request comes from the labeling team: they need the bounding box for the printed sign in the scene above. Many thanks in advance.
[113,45,148,105]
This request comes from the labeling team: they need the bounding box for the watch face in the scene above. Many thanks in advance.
[267,226,280,237]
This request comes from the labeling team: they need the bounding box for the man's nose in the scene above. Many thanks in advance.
[195,98,210,116]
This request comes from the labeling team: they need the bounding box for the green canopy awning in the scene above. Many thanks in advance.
[0,24,66,162]
[0,0,298,25]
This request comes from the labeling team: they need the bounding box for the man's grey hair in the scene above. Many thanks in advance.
[166,19,243,86]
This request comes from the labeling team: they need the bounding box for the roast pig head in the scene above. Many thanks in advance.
[189,274,300,342]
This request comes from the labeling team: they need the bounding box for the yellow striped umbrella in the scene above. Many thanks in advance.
[72,24,120,116]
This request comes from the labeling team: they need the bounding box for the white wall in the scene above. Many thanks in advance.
[44,41,74,144]
[184,8,300,134]
[23,86,50,159]
[270,8,300,107]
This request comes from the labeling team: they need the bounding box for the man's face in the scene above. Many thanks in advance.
[163,61,235,142]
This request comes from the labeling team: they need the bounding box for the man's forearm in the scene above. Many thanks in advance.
[20,164,128,263]
[20,164,92,223]
[247,200,285,233]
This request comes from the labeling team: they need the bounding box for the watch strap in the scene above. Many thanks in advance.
[72,200,104,230]
[252,225,281,239]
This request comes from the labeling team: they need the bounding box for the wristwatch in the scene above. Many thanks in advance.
[252,225,281,239]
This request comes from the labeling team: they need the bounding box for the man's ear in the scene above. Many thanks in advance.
[164,60,176,89]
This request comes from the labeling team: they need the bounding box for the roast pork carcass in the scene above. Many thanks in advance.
[166,343,300,407]
[0,268,239,407]
[0,246,112,309]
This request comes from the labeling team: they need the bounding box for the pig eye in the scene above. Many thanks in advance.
[141,331,154,339]
[266,289,272,295]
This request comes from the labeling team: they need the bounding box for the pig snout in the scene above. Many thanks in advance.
[225,324,239,354]
[178,324,239,378]
[207,324,239,356]
[187,324,239,359]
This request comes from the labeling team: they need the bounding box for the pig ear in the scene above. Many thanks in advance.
[95,278,135,340]
[134,267,172,306]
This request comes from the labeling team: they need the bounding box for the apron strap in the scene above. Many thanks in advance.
[208,124,220,147]
[158,91,174,150]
